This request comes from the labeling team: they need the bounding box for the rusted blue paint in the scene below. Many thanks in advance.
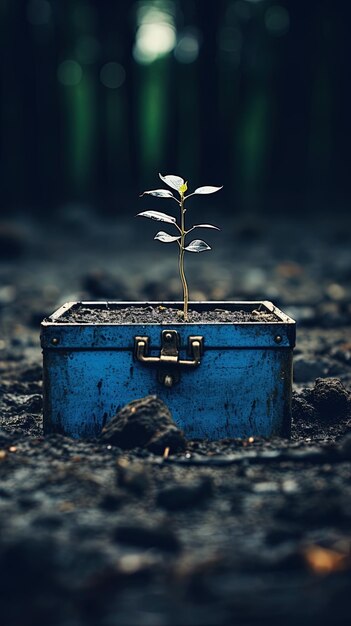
[41,301,296,440]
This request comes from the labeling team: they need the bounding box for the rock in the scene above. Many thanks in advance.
[22,394,43,414]
[297,386,315,404]
[291,394,317,423]
[147,425,186,455]
[114,521,180,552]
[312,378,350,421]
[100,395,186,454]
[157,476,213,511]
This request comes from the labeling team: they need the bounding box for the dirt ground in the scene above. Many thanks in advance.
[0,211,351,626]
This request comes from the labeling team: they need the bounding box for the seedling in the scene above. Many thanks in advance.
[137,173,222,321]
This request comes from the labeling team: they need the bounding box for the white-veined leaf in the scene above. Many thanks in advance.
[159,173,184,191]
[136,210,176,224]
[154,231,181,243]
[185,239,211,253]
[192,185,223,195]
[192,224,220,230]
[140,189,175,199]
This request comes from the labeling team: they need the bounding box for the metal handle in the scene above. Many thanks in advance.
[179,338,202,367]
[135,331,203,368]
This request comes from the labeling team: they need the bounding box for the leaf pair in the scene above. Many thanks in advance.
[140,173,223,200]
[154,231,211,252]
[159,172,223,197]
[137,210,219,253]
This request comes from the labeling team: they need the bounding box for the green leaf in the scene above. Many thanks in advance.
[140,189,175,199]
[192,186,223,195]
[185,239,211,253]
[192,224,220,230]
[159,173,185,191]
[179,182,188,195]
[136,211,176,224]
[154,231,181,243]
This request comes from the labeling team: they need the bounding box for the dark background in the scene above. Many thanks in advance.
[1,0,350,218]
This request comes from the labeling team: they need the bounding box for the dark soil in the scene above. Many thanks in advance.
[1,213,351,626]
[56,303,279,324]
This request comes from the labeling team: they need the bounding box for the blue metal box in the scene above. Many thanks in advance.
[41,301,296,440]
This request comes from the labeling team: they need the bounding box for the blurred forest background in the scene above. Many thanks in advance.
[0,0,350,218]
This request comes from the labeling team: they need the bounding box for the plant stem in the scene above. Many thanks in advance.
[179,195,189,321]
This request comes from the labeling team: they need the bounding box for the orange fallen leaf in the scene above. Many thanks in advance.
[303,545,349,575]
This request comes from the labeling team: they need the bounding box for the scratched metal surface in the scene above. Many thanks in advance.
[41,301,295,440]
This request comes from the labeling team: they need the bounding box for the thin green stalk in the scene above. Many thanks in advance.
[178,195,189,321]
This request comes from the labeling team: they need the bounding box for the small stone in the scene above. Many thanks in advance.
[312,378,350,421]
[157,476,213,511]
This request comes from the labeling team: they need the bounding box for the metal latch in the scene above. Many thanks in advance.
[134,330,204,387]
